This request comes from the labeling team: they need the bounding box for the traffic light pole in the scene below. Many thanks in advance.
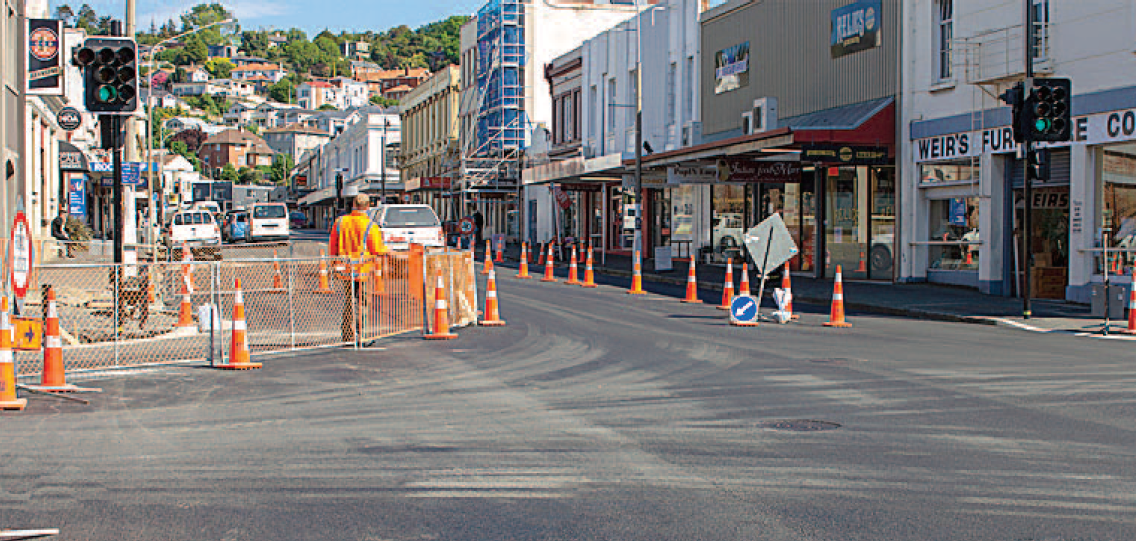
[107,114,125,266]
[1021,0,1034,319]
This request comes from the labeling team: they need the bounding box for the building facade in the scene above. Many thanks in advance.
[400,66,461,219]
[900,0,1136,303]
[262,124,332,162]
[199,129,276,175]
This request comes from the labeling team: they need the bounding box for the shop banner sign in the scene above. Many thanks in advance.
[67,172,87,217]
[553,186,572,209]
[27,19,63,95]
[802,144,889,165]
[914,107,1136,162]
[668,165,716,184]
[716,159,802,183]
[560,182,602,192]
[831,1,881,59]
[714,41,749,94]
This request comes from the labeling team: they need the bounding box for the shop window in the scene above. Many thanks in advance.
[710,185,745,263]
[1099,145,1136,274]
[928,197,979,271]
[919,159,977,185]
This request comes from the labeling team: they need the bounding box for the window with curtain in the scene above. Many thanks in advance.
[936,0,953,80]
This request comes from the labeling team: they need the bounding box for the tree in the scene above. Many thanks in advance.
[242,31,269,57]
[317,104,338,111]
[284,39,321,74]
[370,95,398,107]
[168,128,206,155]
[181,35,208,65]
[268,79,296,104]
[220,163,238,181]
[244,124,259,135]
[173,66,187,83]
[204,58,233,78]
[181,4,232,33]
[269,154,294,185]
[54,4,75,26]
[237,166,260,184]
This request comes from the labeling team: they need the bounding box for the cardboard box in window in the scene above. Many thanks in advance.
[1030,266,1066,299]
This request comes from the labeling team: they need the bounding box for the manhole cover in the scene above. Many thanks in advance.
[756,419,841,432]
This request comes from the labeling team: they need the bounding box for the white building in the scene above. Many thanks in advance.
[331,77,370,109]
[900,0,1136,303]
[231,63,286,83]
[297,108,402,228]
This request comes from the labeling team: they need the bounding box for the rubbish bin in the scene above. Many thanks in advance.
[1090,283,1127,319]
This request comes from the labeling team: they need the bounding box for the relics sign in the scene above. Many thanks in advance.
[714,41,749,94]
[26,19,63,95]
[802,144,889,165]
[830,1,882,59]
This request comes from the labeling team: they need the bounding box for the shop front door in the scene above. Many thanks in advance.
[825,166,870,280]
[1012,188,1070,299]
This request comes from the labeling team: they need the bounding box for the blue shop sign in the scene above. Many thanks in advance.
[831,0,882,59]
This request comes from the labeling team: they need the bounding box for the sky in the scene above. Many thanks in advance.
[49,0,482,37]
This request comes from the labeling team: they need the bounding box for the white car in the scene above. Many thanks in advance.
[368,204,445,250]
[163,209,222,259]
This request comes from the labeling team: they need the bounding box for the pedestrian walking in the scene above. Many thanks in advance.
[51,209,72,258]
[473,210,484,245]
[329,193,389,343]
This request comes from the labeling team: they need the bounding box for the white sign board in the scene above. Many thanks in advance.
[743,213,799,275]
[655,246,673,272]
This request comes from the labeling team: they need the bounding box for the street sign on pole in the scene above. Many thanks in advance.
[743,213,799,276]
[729,295,759,325]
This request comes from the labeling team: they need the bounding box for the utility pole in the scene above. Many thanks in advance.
[633,11,644,257]
[381,117,388,204]
[1021,0,1034,319]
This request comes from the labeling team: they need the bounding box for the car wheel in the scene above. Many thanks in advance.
[870,244,892,273]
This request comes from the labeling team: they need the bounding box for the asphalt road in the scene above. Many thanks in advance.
[3,269,1136,540]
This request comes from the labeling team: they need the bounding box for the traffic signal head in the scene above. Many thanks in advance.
[1025,78,1072,142]
[75,37,138,114]
[1026,148,1050,182]
[999,82,1025,143]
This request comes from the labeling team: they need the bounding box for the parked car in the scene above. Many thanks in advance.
[368,204,445,250]
[222,210,250,243]
[163,209,222,259]
[289,211,309,230]
[248,202,290,242]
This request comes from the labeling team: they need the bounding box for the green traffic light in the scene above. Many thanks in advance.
[96,85,118,103]
[1034,117,1051,132]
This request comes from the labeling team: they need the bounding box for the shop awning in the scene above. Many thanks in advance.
[522,153,623,185]
[59,141,91,172]
[298,186,335,206]
[633,97,895,169]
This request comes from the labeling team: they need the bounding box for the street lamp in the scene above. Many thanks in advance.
[145,17,234,252]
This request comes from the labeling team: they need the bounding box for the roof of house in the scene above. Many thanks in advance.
[356,68,431,82]
[385,85,413,94]
[304,81,334,88]
[262,123,332,136]
[202,129,275,154]
[232,63,282,72]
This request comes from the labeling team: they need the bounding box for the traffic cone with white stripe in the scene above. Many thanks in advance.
[516,242,532,279]
[541,243,557,282]
[739,262,752,296]
[425,270,458,339]
[681,258,702,303]
[271,249,285,293]
[216,278,261,369]
[495,240,503,263]
[581,246,597,288]
[481,269,506,327]
[718,258,735,310]
[537,242,546,266]
[824,265,852,328]
[181,243,193,293]
[782,269,798,320]
[565,245,580,285]
[628,250,646,295]
[176,278,195,329]
[26,287,100,392]
[0,297,27,411]
[316,249,333,293]
[482,240,494,275]
[1122,269,1136,334]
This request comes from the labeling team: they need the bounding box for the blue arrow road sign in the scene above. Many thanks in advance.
[730,295,759,323]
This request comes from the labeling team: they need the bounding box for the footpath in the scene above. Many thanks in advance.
[484,244,1130,340]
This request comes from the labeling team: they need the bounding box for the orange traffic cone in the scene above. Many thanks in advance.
[581,246,597,288]
[782,270,798,320]
[0,297,27,411]
[482,240,494,275]
[1122,270,1136,334]
[856,251,867,273]
[565,245,580,285]
[494,240,503,263]
[217,278,261,369]
[176,278,195,329]
[26,287,100,392]
[628,250,646,295]
[681,258,702,303]
[718,258,735,310]
[965,250,973,267]
[824,265,852,328]
[541,243,557,282]
[271,249,285,292]
[517,242,532,279]
[537,242,546,266]
[316,249,333,293]
[425,270,458,339]
[739,262,752,296]
[481,269,506,327]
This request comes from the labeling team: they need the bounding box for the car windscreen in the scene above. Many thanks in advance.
[253,205,287,219]
[383,208,440,227]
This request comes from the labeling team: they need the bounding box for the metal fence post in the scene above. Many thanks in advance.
[288,263,296,351]
[113,266,120,367]
[351,270,359,350]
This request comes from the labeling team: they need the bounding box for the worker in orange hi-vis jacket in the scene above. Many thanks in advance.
[329,193,389,343]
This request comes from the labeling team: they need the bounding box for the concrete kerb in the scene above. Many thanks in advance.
[492,251,995,326]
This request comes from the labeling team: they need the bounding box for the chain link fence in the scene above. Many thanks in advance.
[12,246,477,380]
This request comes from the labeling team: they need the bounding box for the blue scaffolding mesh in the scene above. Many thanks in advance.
[475,0,526,153]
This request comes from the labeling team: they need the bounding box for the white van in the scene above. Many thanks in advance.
[368,204,444,250]
[249,202,290,242]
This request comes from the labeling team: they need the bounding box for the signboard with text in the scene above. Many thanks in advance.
[26,19,63,95]
[10,212,34,299]
[831,1,881,59]
[802,144,889,165]
[714,41,749,94]
[67,172,87,217]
